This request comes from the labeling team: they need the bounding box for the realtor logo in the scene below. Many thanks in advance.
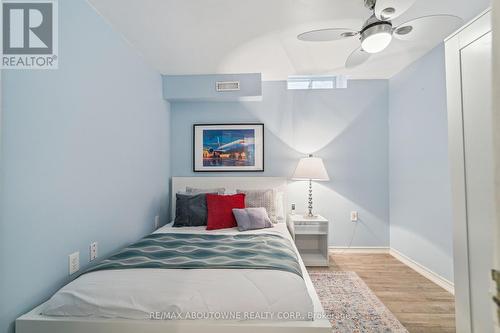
[2,0,58,69]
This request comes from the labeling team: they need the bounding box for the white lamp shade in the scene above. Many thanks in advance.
[292,156,330,181]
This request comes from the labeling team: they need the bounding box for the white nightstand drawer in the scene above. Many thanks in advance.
[294,223,328,235]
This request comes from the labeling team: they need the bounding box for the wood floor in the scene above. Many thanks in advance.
[308,252,456,333]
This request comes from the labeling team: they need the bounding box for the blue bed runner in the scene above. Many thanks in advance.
[84,232,303,278]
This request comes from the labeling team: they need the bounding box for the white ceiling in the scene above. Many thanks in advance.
[88,0,490,80]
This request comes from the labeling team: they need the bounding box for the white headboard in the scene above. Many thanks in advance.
[171,177,288,220]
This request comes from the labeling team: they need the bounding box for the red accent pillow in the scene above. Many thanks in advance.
[206,193,246,230]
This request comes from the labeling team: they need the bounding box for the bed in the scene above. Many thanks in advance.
[16,177,331,333]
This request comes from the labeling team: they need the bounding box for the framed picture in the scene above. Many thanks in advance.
[193,123,264,172]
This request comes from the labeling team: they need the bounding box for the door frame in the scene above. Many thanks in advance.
[492,1,500,330]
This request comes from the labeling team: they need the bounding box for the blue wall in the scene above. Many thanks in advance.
[389,45,454,282]
[170,80,390,247]
[0,1,170,332]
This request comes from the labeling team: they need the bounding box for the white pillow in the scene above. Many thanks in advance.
[275,191,285,221]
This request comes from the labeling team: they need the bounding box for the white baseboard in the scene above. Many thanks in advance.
[389,248,455,295]
[329,246,390,254]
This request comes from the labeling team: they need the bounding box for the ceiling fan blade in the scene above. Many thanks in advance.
[374,0,416,21]
[297,28,359,42]
[393,15,463,41]
[345,47,371,68]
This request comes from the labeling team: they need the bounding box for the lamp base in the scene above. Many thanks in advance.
[305,180,317,219]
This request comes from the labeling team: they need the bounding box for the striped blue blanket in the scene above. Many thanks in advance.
[85,232,303,278]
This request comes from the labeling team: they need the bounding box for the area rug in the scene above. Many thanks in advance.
[309,271,408,333]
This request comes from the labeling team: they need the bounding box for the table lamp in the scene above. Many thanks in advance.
[292,154,330,218]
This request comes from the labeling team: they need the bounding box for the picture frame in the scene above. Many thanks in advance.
[193,123,264,172]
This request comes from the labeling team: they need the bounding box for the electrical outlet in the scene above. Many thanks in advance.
[350,211,358,222]
[69,252,80,275]
[90,242,98,261]
[154,215,160,229]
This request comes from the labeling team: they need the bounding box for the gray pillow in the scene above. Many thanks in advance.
[186,186,225,195]
[173,193,209,227]
[236,189,277,223]
[233,208,273,231]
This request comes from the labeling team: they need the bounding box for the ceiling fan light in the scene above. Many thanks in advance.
[360,22,393,53]
[361,32,392,53]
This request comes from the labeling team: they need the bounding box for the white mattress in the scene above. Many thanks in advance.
[42,223,315,321]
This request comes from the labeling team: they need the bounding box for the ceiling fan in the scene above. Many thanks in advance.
[297,0,463,68]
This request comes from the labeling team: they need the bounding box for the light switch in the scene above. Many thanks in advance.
[350,211,358,222]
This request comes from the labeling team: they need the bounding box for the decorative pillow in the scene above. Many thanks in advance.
[186,186,225,195]
[173,193,210,227]
[233,208,273,231]
[206,193,246,230]
[236,189,277,223]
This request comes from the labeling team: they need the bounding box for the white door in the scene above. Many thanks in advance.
[460,31,495,333]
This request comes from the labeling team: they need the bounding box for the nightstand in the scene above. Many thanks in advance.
[289,214,329,267]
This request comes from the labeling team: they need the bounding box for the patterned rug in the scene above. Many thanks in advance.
[309,271,408,333]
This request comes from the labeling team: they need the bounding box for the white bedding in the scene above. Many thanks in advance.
[42,223,314,320]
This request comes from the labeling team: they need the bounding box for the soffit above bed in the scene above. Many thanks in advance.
[88,0,489,80]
